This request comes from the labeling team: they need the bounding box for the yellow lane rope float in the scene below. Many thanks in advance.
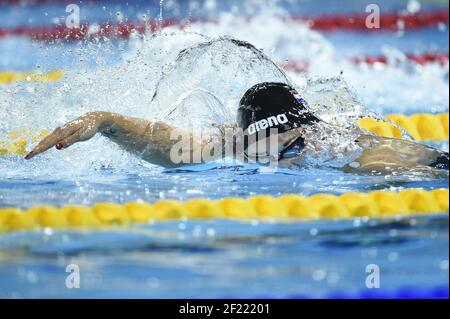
[359,113,449,142]
[0,113,448,158]
[0,71,64,85]
[0,189,448,233]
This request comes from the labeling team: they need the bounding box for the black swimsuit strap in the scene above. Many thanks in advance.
[429,152,449,170]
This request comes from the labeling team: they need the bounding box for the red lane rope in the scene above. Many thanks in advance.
[282,52,449,73]
[0,19,204,40]
[299,9,449,31]
[0,10,448,40]
[351,52,449,65]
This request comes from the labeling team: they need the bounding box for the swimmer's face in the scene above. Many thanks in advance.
[244,127,305,162]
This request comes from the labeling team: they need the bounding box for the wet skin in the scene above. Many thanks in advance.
[25,111,448,175]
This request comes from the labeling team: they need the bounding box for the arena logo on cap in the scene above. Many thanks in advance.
[248,113,289,135]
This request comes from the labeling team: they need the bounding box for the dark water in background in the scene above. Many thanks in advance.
[0,214,448,298]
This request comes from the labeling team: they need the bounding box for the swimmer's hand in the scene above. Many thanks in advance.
[25,112,108,160]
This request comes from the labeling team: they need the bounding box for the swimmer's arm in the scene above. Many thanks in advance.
[103,113,221,167]
[99,112,177,167]
[25,112,218,167]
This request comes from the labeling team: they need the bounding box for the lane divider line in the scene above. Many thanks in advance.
[350,52,449,66]
[296,9,449,31]
[0,10,447,41]
[0,70,63,85]
[0,188,448,233]
[0,113,448,158]
[281,52,449,73]
[358,113,449,142]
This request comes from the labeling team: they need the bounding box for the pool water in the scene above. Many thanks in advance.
[0,0,449,298]
[0,215,448,298]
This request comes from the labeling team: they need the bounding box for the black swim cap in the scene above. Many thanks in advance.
[237,82,320,136]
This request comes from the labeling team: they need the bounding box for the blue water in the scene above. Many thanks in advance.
[0,0,449,298]
[0,165,449,209]
[0,215,448,298]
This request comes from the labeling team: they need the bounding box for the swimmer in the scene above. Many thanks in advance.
[25,82,448,175]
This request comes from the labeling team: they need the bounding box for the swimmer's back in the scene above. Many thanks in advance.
[346,135,449,174]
